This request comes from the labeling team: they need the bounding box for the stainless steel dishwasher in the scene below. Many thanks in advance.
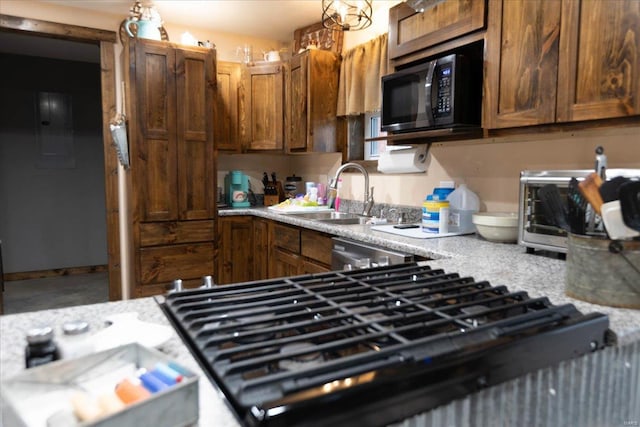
[331,237,414,270]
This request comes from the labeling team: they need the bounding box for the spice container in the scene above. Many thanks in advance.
[25,326,60,368]
[58,320,93,360]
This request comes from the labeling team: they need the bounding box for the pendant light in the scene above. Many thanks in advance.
[322,0,373,31]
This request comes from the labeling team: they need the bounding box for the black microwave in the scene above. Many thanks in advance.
[381,53,482,133]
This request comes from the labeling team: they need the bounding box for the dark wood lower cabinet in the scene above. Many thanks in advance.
[218,216,334,284]
[217,216,254,285]
[270,247,301,278]
[253,218,270,280]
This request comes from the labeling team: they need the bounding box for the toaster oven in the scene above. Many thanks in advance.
[518,169,640,253]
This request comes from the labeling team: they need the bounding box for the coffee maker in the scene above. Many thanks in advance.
[225,171,251,208]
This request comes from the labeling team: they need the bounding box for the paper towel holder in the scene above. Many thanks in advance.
[377,143,431,174]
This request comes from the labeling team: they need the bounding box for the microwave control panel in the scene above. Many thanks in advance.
[435,64,452,117]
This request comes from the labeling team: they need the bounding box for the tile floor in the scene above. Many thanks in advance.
[2,272,109,315]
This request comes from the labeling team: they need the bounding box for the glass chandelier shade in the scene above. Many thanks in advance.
[322,0,373,31]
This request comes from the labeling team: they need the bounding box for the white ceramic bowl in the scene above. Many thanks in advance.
[472,212,519,243]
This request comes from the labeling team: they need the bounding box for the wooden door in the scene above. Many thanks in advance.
[240,63,285,151]
[288,52,308,151]
[270,247,300,279]
[300,259,331,275]
[252,218,269,281]
[132,40,178,221]
[483,0,561,129]
[215,61,241,152]
[557,0,640,122]
[218,216,254,284]
[287,50,340,153]
[176,47,216,220]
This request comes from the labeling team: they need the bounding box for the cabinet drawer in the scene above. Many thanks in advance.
[140,220,214,246]
[271,223,300,253]
[139,242,214,285]
[300,230,332,266]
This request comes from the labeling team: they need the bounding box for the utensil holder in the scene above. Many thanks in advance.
[565,233,640,308]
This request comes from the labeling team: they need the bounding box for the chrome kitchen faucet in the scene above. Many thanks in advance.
[328,162,374,216]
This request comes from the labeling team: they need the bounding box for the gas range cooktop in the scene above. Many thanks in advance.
[157,262,611,427]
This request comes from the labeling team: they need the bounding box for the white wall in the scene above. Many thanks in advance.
[338,126,640,212]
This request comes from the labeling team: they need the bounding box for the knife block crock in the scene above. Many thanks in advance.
[264,181,284,207]
[565,233,640,308]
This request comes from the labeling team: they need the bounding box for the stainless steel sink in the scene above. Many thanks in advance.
[293,211,360,220]
[315,217,369,225]
[291,211,369,225]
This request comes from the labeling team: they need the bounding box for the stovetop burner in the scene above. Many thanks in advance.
[157,262,611,427]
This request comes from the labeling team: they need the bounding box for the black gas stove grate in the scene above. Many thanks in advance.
[158,262,610,427]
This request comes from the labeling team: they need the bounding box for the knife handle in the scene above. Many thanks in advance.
[578,172,604,215]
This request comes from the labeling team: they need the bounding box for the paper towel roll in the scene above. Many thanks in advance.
[377,145,429,174]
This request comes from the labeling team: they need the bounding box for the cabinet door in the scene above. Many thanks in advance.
[176,48,216,220]
[483,0,561,129]
[240,63,285,151]
[216,61,241,152]
[300,259,331,275]
[287,50,340,153]
[557,0,640,122]
[133,41,178,221]
[300,229,333,267]
[288,53,308,151]
[389,0,487,60]
[253,218,269,281]
[218,216,253,284]
[270,247,300,279]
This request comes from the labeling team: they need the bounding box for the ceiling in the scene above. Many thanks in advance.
[42,0,330,42]
[1,1,400,63]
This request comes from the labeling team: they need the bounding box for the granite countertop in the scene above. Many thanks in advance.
[0,298,242,427]
[1,207,639,426]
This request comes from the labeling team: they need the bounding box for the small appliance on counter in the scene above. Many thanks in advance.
[225,170,250,208]
[518,168,640,253]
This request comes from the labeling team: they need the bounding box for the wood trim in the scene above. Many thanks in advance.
[0,14,116,43]
[100,41,121,301]
[391,31,486,69]
[1,17,120,301]
[5,265,108,281]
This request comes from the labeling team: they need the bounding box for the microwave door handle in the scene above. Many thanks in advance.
[424,60,437,126]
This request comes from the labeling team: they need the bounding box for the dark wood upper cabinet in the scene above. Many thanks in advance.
[483,0,561,128]
[131,42,178,221]
[128,39,215,221]
[287,49,341,153]
[556,0,640,122]
[176,48,216,220]
[484,0,640,129]
[239,63,285,151]
[215,61,241,152]
[388,0,487,60]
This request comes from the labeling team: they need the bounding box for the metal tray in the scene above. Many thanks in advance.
[1,343,198,427]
